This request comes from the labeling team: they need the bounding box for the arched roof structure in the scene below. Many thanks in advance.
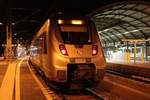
[89,1,150,44]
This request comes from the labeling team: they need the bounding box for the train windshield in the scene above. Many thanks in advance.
[59,24,92,44]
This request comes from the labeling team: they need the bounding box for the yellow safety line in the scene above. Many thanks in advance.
[15,58,25,100]
[27,61,53,100]
[0,62,17,100]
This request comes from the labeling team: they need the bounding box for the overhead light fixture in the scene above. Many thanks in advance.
[98,29,110,33]
[12,23,15,25]
[123,28,150,34]
[124,32,129,34]
[14,33,17,36]
[103,29,109,32]
[131,30,138,32]
[147,38,150,41]
[0,22,3,25]
[58,19,63,24]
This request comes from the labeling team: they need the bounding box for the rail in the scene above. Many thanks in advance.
[106,69,150,83]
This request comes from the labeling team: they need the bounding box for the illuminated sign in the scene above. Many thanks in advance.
[58,19,84,25]
[71,20,83,25]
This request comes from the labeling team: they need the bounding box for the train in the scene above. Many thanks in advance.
[29,14,106,88]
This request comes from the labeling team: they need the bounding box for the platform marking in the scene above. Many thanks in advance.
[27,61,53,100]
[0,61,17,100]
[15,58,25,100]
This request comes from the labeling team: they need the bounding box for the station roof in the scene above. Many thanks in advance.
[0,0,150,45]
[0,0,118,44]
[90,1,150,44]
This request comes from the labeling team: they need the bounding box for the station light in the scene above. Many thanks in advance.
[122,39,147,42]
[12,23,15,25]
[0,22,3,25]
[14,33,17,36]
[58,19,63,24]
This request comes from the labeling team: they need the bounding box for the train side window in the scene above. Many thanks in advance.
[42,33,47,54]
[33,33,47,54]
[32,39,42,54]
[37,38,43,54]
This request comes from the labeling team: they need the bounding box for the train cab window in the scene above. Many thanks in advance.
[58,20,92,44]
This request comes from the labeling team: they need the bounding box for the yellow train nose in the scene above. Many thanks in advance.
[57,70,66,81]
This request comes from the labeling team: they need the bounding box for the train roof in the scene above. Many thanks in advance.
[49,12,91,20]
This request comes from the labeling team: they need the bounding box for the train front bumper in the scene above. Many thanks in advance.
[55,64,105,83]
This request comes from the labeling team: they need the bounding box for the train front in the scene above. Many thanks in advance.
[50,18,106,87]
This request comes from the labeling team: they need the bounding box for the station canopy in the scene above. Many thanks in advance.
[90,1,150,44]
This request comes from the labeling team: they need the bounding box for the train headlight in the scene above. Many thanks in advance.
[59,44,68,56]
[92,45,98,56]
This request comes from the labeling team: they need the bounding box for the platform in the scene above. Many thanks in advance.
[0,59,52,100]
[106,59,150,78]
[106,58,150,65]
[0,61,8,87]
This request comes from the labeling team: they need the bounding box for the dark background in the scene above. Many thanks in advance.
[0,0,149,55]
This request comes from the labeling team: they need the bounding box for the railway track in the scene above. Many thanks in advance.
[55,88,105,100]
[85,88,105,100]
[106,69,150,83]
[30,62,106,100]
[43,77,106,100]
[29,61,149,100]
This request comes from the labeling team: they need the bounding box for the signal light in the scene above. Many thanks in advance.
[59,44,68,56]
[92,45,98,56]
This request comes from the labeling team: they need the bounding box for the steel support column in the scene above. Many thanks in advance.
[145,42,148,61]
[6,22,12,59]
[134,42,137,64]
